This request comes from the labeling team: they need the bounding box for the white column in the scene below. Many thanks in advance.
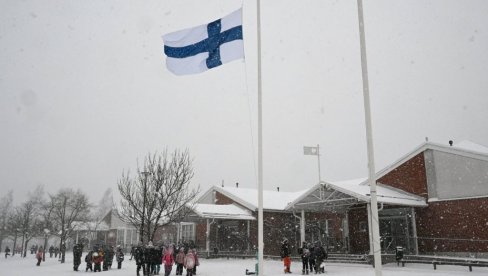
[247,220,251,251]
[367,204,373,255]
[206,219,210,257]
[300,210,306,244]
[411,208,419,255]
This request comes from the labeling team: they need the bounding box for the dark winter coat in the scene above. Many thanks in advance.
[280,241,290,258]
[73,244,83,265]
[116,248,124,263]
[312,244,327,261]
[134,246,145,265]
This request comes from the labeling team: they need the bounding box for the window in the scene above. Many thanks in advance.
[117,229,125,246]
[181,223,195,242]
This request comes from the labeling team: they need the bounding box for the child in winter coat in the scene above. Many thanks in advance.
[184,249,196,276]
[85,251,93,272]
[163,247,175,276]
[298,241,310,275]
[35,247,43,266]
[175,248,185,275]
[281,239,291,274]
[191,249,199,275]
[92,251,104,272]
[116,246,125,269]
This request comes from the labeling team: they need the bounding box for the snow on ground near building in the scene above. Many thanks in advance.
[1,254,487,276]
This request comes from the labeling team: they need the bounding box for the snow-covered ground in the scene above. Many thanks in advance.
[1,254,487,276]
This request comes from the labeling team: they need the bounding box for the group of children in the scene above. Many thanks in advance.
[297,241,328,275]
[84,245,125,272]
[133,242,199,276]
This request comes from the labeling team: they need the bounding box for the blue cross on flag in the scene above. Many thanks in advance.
[163,8,244,75]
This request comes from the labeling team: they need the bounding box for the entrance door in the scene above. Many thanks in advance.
[380,217,408,253]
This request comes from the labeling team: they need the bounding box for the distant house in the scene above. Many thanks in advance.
[180,140,488,258]
[100,209,139,250]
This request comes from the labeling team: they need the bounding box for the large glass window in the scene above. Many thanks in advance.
[181,223,195,242]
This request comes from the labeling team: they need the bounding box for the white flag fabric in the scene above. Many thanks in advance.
[162,8,244,75]
[303,146,319,156]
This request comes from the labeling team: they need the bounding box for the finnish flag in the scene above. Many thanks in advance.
[163,8,244,75]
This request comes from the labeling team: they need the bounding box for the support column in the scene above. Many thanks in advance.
[367,204,373,255]
[247,220,251,251]
[345,211,350,253]
[411,207,419,255]
[206,219,210,257]
[300,210,306,244]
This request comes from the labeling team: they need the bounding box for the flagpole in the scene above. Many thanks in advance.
[316,144,321,182]
[356,0,382,275]
[256,0,265,275]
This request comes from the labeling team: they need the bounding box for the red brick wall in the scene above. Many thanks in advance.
[347,206,370,254]
[379,153,428,198]
[416,197,488,252]
[195,222,207,249]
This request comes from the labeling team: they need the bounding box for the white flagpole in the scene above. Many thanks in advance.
[256,0,264,275]
[356,0,382,275]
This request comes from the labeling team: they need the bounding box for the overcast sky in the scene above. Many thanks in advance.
[1,0,488,204]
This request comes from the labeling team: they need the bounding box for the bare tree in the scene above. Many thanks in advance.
[0,190,13,251]
[39,199,56,261]
[49,188,90,263]
[16,187,44,258]
[5,209,23,256]
[117,149,199,243]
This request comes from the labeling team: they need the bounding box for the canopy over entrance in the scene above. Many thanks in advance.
[286,179,427,212]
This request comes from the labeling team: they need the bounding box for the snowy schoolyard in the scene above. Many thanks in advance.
[1,254,488,276]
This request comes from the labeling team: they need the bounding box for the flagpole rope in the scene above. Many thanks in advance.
[242,59,259,187]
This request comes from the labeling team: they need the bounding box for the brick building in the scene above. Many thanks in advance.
[181,140,488,258]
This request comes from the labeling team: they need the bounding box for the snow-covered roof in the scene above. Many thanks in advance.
[326,178,428,207]
[211,186,310,211]
[72,221,109,231]
[375,140,488,181]
[452,140,488,155]
[191,203,255,220]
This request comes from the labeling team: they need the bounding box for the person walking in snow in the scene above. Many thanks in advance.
[85,250,93,272]
[153,244,163,275]
[73,243,83,271]
[162,246,175,276]
[134,243,145,276]
[184,249,196,276]
[4,246,10,258]
[36,246,44,266]
[191,248,199,275]
[92,250,104,272]
[298,241,310,275]
[308,243,315,274]
[175,247,185,275]
[116,245,125,269]
[312,241,327,274]
[281,238,292,274]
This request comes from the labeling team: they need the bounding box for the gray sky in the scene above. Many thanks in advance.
[1,0,488,203]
